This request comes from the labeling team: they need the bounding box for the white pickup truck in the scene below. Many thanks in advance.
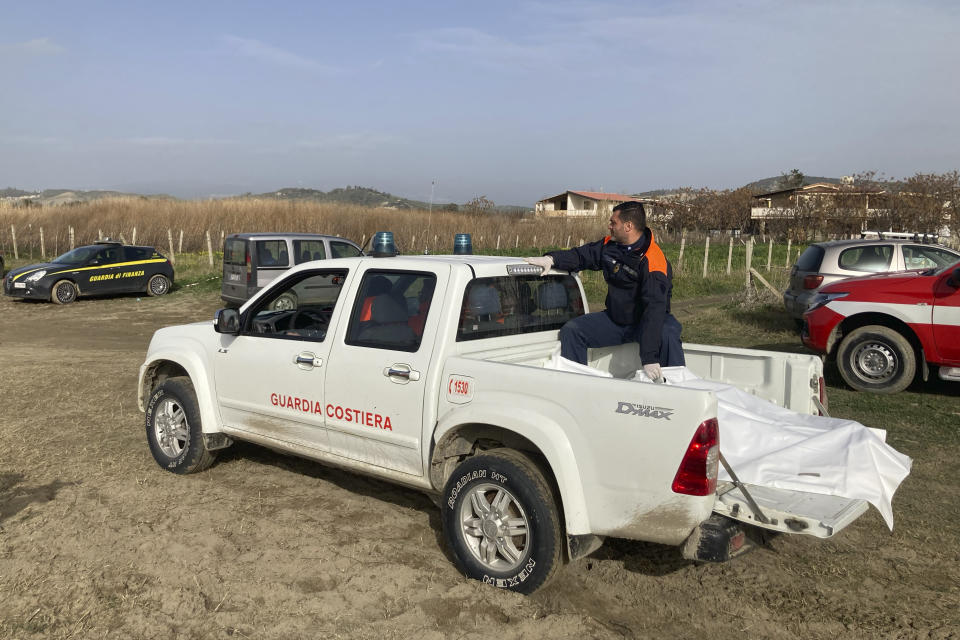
[138,254,867,593]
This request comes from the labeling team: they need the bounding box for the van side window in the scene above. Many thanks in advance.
[331,241,362,258]
[245,270,347,342]
[294,240,326,264]
[345,271,436,352]
[257,240,289,268]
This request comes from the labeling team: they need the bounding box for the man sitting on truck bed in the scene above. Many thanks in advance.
[525,201,684,381]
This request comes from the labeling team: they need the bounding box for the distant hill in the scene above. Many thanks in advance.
[2,188,173,206]
[742,175,842,194]
[250,186,431,210]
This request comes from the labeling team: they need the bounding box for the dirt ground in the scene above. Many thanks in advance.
[0,289,957,640]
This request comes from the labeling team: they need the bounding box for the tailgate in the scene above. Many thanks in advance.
[714,481,868,538]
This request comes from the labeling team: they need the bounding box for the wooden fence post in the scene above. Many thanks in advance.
[702,236,710,278]
[496,235,501,250]
[69,226,75,250]
[132,226,137,245]
[745,238,754,288]
[515,235,519,249]
[566,235,571,247]
[206,230,214,267]
[10,226,18,259]
[726,236,733,275]
[678,231,686,270]
[178,230,184,254]
[785,239,792,268]
[39,227,45,258]
[167,229,175,264]
[766,239,773,271]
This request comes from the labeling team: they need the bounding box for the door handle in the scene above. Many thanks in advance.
[294,352,323,368]
[383,364,421,382]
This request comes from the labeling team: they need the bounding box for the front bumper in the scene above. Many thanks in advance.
[802,305,845,353]
[3,277,52,300]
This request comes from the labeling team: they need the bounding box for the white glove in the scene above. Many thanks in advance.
[524,256,554,276]
[643,362,664,383]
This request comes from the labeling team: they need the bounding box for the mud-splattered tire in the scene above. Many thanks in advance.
[442,449,562,594]
[145,377,216,474]
[837,325,916,394]
[147,274,171,297]
[50,280,78,304]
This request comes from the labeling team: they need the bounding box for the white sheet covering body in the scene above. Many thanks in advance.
[545,352,912,530]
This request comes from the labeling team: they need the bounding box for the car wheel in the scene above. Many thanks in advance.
[145,377,217,474]
[270,293,298,311]
[147,274,171,296]
[442,449,562,594]
[837,325,916,394]
[50,280,78,304]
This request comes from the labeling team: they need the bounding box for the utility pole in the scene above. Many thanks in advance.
[429,180,435,216]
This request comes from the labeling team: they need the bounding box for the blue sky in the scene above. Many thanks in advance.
[2,1,958,205]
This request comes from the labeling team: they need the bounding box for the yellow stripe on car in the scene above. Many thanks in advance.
[11,258,168,282]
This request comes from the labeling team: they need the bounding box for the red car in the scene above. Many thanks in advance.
[802,259,960,393]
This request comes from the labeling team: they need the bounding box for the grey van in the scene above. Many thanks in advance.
[221,232,362,306]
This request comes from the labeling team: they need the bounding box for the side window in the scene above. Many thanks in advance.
[244,270,346,342]
[838,245,893,272]
[294,240,326,264]
[345,271,436,352]
[123,246,152,261]
[256,240,289,268]
[331,241,362,258]
[96,247,122,265]
[458,275,584,341]
[904,245,958,269]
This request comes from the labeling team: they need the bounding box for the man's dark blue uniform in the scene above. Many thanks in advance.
[541,205,684,368]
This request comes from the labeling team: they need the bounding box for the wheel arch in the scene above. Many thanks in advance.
[832,312,922,358]
[431,403,591,538]
[138,353,223,435]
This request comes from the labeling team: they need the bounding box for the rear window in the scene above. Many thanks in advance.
[256,240,289,268]
[224,239,247,265]
[795,246,825,272]
[294,240,326,264]
[838,245,893,272]
[457,275,584,341]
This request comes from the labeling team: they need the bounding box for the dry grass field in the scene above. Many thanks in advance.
[0,279,957,639]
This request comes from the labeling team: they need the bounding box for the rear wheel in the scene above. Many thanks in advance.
[50,280,78,304]
[837,325,916,394]
[147,274,171,296]
[441,449,562,594]
[145,377,217,474]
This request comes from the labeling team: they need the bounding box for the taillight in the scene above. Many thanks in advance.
[803,275,824,289]
[245,250,252,284]
[672,418,719,496]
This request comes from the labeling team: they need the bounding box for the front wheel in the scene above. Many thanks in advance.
[836,325,916,394]
[441,449,562,594]
[145,377,217,474]
[51,280,78,304]
[147,274,171,296]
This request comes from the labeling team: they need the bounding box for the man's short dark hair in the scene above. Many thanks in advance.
[613,201,646,229]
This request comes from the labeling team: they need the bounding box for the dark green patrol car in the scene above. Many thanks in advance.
[3,241,175,304]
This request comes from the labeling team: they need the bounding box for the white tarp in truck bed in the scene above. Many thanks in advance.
[544,353,912,530]
[633,366,912,530]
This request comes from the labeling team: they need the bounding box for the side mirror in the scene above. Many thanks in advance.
[948,267,960,288]
[214,308,241,334]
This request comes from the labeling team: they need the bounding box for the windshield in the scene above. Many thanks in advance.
[52,246,100,266]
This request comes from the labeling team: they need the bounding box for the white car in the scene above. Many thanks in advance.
[140,254,872,593]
